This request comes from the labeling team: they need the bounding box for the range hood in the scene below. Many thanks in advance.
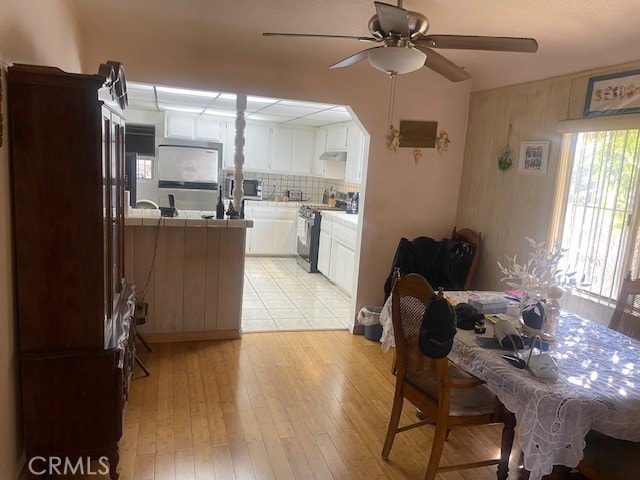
[319,151,347,161]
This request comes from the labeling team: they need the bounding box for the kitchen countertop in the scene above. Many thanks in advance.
[125,208,253,227]
[244,200,302,208]
[320,210,359,227]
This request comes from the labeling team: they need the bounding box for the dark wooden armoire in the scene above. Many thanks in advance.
[7,62,134,480]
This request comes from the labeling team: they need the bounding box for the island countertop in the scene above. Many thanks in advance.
[124,208,249,342]
[125,208,254,228]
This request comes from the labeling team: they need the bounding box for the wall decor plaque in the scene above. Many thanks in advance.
[399,120,437,148]
[519,141,549,174]
[584,69,640,117]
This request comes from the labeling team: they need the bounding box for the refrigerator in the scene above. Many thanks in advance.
[157,145,220,211]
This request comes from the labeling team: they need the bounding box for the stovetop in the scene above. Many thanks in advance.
[301,204,345,211]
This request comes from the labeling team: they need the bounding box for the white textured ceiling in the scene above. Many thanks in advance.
[71,0,640,92]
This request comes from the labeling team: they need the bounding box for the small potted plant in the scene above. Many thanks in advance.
[497,237,577,335]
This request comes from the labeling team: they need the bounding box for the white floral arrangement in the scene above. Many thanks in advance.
[497,237,576,316]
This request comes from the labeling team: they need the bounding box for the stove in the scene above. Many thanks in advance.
[296,203,346,273]
[298,204,344,220]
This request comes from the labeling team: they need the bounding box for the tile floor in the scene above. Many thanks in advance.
[242,256,353,332]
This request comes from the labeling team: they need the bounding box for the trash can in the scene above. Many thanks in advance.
[358,306,383,341]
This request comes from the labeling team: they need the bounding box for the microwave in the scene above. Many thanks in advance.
[224,177,263,200]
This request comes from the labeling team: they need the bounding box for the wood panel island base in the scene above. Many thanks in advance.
[124,210,253,342]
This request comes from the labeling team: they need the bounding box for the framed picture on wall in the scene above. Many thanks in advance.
[584,69,640,117]
[519,141,549,174]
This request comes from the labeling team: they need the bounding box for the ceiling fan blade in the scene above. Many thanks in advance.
[374,1,409,37]
[414,46,471,82]
[418,35,538,52]
[263,32,378,42]
[329,47,382,69]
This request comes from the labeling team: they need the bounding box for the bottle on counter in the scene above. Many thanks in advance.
[216,186,225,219]
[226,201,239,219]
[322,189,329,204]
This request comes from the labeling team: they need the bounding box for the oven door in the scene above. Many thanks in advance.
[296,213,316,272]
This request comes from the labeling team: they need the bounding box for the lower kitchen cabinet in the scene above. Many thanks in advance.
[317,229,332,275]
[329,238,356,294]
[249,217,276,254]
[318,212,357,296]
[245,204,298,255]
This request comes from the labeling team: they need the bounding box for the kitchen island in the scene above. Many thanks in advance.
[124,209,253,342]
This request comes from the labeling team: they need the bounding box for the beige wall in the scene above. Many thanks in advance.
[0,0,83,476]
[456,60,640,297]
[78,18,472,321]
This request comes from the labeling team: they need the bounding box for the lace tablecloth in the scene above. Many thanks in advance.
[448,312,640,480]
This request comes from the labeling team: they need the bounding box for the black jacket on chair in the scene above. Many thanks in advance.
[383,237,475,300]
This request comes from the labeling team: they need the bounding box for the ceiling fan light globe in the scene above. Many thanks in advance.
[368,46,426,75]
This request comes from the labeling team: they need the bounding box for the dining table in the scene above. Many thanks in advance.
[433,292,640,480]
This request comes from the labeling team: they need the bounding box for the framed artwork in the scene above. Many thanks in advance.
[519,142,549,174]
[398,120,437,148]
[584,69,640,117]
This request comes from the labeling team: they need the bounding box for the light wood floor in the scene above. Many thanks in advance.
[119,331,523,480]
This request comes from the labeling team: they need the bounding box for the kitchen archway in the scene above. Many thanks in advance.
[125,82,368,334]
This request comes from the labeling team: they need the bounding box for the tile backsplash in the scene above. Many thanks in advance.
[224,170,360,202]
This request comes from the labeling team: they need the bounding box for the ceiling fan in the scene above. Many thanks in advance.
[263,1,538,81]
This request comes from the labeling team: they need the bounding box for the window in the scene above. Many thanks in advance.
[558,129,640,302]
[137,158,153,179]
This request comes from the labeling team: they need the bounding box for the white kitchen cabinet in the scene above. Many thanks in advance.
[314,127,347,179]
[313,127,327,176]
[223,121,271,170]
[195,117,225,141]
[319,213,357,295]
[165,112,226,141]
[329,239,356,294]
[270,127,315,174]
[326,123,348,151]
[245,205,298,255]
[292,129,315,174]
[317,215,333,275]
[346,122,365,183]
[245,123,271,171]
[249,218,276,255]
[270,127,294,173]
[165,113,196,139]
[343,247,356,294]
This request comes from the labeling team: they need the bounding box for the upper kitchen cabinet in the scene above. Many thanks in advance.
[326,123,349,151]
[224,121,271,171]
[270,127,294,172]
[165,112,226,142]
[270,126,315,175]
[313,126,347,179]
[195,116,226,141]
[346,122,366,183]
[245,123,271,171]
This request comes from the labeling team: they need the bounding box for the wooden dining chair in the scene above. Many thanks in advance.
[576,430,640,480]
[381,272,516,480]
[608,272,640,341]
[451,227,482,290]
[575,273,640,479]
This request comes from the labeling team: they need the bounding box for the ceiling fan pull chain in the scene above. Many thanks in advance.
[387,73,397,130]
[385,74,401,152]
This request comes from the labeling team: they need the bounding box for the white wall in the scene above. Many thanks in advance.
[79,20,472,325]
[0,0,83,476]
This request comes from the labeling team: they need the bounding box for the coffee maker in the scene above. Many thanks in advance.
[347,192,359,214]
